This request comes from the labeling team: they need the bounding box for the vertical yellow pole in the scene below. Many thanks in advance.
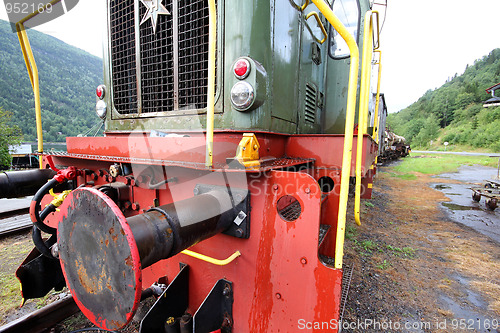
[354,11,374,226]
[311,0,359,269]
[373,50,382,145]
[15,0,61,169]
[205,0,216,168]
[16,23,43,169]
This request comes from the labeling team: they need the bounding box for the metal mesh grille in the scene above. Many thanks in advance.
[178,0,210,110]
[110,0,138,114]
[278,199,302,222]
[110,0,213,114]
[139,1,174,113]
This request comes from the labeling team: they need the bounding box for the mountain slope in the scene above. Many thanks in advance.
[0,19,103,142]
[387,48,500,151]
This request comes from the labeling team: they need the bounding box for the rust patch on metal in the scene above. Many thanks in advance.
[76,260,100,294]
[109,227,118,243]
[125,255,133,267]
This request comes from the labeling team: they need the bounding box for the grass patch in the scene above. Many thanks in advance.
[376,259,391,270]
[386,171,418,181]
[360,240,377,253]
[386,245,416,258]
[345,223,358,241]
[394,153,498,175]
[0,235,33,318]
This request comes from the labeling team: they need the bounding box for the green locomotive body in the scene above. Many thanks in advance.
[102,0,371,135]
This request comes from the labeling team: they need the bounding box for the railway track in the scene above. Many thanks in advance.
[0,207,31,237]
[0,197,33,237]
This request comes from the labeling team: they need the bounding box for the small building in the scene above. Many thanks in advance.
[9,143,38,169]
[483,82,500,107]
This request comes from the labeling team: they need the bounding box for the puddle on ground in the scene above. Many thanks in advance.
[431,165,500,244]
[442,203,481,211]
[434,184,451,190]
[438,294,494,333]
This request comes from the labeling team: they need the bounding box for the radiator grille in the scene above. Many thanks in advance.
[139,0,174,113]
[304,83,317,123]
[178,0,211,110]
[109,0,213,115]
[110,0,138,114]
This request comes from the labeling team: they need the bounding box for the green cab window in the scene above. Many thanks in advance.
[329,0,360,58]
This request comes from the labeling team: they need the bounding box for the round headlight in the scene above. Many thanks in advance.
[96,100,107,119]
[230,82,255,111]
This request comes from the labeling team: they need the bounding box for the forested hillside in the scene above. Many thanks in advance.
[388,48,500,151]
[0,19,103,142]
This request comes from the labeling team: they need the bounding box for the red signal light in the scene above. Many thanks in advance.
[234,58,250,79]
[96,85,106,99]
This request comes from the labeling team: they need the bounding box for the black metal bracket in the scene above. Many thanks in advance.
[193,279,234,333]
[194,184,250,239]
[16,247,66,301]
[139,264,189,333]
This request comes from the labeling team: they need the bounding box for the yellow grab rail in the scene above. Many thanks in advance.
[16,25,42,169]
[205,0,217,168]
[305,11,328,44]
[310,0,359,269]
[181,249,241,266]
[372,50,382,145]
[354,10,379,226]
[15,0,62,169]
[301,0,310,11]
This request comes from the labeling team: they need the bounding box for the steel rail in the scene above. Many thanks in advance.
[0,295,79,333]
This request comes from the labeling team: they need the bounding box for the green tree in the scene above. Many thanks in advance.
[0,108,23,168]
[413,115,440,147]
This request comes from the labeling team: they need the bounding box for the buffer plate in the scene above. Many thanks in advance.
[57,187,142,331]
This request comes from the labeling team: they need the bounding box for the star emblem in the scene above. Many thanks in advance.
[140,0,170,34]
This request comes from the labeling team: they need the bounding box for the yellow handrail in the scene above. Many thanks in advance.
[354,10,379,226]
[305,11,328,44]
[205,0,217,168]
[181,249,241,266]
[16,25,42,169]
[15,0,62,169]
[301,0,310,11]
[310,0,359,269]
[372,50,382,145]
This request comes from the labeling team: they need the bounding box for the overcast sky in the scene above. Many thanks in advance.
[380,0,500,112]
[1,0,499,113]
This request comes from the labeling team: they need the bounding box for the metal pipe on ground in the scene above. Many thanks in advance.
[0,169,55,199]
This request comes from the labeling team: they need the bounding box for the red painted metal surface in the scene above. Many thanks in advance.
[32,131,381,331]
[139,170,342,332]
[63,132,377,175]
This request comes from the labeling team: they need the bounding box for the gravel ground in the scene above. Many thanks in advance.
[342,166,500,333]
